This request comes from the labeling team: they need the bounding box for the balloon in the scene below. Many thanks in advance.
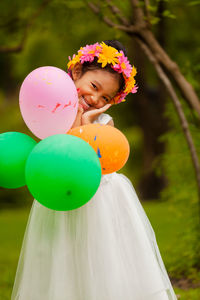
[0,132,37,188]
[25,134,101,211]
[68,124,130,174]
[19,66,78,139]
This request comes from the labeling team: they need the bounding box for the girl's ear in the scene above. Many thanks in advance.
[71,63,83,81]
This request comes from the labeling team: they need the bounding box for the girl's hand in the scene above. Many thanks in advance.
[82,104,112,125]
[71,104,84,128]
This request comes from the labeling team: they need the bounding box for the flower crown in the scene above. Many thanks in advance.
[67,42,138,104]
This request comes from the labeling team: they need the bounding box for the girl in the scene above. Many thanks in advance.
[11,40,177,300]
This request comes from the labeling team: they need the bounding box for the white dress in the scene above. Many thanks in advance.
[11,113,177,300]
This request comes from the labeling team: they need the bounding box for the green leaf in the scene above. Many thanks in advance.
[151,17,160,25]
[162,10,176,19]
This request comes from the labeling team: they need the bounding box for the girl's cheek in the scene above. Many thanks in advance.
[99,100,106,108]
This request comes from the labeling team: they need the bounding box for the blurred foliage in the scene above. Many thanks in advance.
[154,98,200,280]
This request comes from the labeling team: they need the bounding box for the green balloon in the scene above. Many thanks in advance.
[25,134,101,211]
[0,132,37,188]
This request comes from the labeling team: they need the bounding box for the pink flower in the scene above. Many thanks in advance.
[79,43,101,64]
[131,85,138,93]
[80,54,95,63]
[112,51,132,77]
[112,64,121,72]
[68,54,76,61]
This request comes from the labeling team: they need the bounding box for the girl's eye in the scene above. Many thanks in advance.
[91,83,97,89]
[103,96,109,102]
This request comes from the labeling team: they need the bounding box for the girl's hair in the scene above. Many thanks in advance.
[81,40,127,93]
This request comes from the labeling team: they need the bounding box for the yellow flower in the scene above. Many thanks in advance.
[67,52,82,69]
[131,66,137,77]
[124,77,136,94]
[97,42,121,68]
[121,62,127,70]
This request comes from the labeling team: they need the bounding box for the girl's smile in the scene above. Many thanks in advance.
[79,95,92,111]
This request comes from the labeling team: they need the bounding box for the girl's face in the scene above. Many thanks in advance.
[72,65,120,112]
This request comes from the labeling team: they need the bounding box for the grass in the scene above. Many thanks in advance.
[142,200,180,265]
[143,200,200,300]
[0,206,31,300]
[0,200,199,300]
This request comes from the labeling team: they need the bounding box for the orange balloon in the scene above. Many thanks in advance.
[68,124,130,174]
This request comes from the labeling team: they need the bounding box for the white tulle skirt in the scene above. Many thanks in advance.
[11,172,177,300]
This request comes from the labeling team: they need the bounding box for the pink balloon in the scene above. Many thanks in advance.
[19,66,78,139]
